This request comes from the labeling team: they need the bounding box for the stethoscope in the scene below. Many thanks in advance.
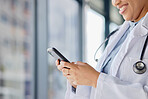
[94,28,148,74]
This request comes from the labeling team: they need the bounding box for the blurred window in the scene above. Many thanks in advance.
[48,0,80,99]
[110,22,119,33]
[110,1,124,25]
[84,7,105,68]
[0,0,33,99]
[85,0,104,15]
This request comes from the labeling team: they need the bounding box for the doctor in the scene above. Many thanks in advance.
[56,0,148,98]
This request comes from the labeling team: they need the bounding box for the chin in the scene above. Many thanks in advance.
[122,11,134,21]
[123,15,132,21]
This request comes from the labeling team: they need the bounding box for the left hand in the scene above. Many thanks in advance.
[60,61,100,88]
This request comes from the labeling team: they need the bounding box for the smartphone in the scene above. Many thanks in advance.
[47,47,70,69]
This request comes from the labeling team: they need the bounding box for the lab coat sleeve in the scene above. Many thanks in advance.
[95,73,148,99]
[65,80,92,99]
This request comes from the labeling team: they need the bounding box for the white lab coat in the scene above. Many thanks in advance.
[65,12,148,99]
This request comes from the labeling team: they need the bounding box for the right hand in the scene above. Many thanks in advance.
[55,59,77,88]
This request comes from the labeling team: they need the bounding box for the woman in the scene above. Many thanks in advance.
[56,0,148,98]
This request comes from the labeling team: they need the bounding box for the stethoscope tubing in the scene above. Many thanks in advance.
[94,26,148,74]
[94,28,148,63]
[94,28,119,62]
[140,35,148,60]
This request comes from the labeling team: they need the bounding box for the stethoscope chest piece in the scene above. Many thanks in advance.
[133,61,146,74]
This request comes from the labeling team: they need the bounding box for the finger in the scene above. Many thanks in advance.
[73,81,78,85]
[60,61,74,69]
[68,79,75,85]
[62,68,69,75]
[68,79,74,82]
[63,72,67,77]
[67,76,78,85]
[57,65,63,71]
[55,59,60,66]
[66,75,74,80]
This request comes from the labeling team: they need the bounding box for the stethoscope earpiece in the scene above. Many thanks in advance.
[95,59,98,62]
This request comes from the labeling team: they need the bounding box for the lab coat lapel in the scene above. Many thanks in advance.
[97,22,130,72]
[110,13,148,76]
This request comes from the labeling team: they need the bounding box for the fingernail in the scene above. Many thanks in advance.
[60,61,63,65]
[61,61,65,65]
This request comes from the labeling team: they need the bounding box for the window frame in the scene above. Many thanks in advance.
[34,0,83,99]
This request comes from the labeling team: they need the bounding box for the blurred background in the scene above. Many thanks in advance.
[0,0,124,99]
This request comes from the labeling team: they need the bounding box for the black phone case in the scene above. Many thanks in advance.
[52,48,70,63]
[47,47,70,69]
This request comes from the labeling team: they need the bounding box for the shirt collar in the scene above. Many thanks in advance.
[129,17,144,27]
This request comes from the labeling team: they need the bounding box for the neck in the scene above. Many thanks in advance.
[134,5,148,22]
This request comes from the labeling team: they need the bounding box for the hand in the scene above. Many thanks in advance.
[55,60,77,88]
[60,61,100,88]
